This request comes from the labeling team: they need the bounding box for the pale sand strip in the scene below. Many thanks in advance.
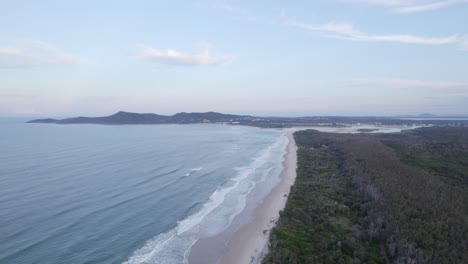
[219,132,298,264]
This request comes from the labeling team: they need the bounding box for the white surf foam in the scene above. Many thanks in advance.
[123,133,289,264]
[182,167,203,177]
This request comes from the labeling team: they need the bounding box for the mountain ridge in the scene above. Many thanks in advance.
[27,111,252,125]
[27,111,468,127]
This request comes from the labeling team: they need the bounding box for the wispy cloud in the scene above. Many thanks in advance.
[353,78,468,89]
[0,39,82,69]
[199,0,263,22]
[394,0,468,13]
[459,36,468,51]
[343,0,468,13]
[343,0,416,7]
[140,42,234,66]
[288,20,462,46]
[211,1,256,20]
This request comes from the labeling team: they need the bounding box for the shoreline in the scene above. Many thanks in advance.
[218,132,297,264]
[187,131,297,264]
[187,132,297,264]
[187,126,413,264]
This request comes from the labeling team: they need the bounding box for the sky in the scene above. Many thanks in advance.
[1,0,468,117]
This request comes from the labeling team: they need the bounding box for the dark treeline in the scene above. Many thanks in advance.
[263,127,468,264]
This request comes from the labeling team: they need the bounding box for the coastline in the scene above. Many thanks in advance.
[187,132,298,264]
[219,132,297,264]
[187,132,297,264]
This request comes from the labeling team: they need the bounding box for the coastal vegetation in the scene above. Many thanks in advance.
[263,127,468,264]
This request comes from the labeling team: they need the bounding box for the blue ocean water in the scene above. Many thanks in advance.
[0,120,287,264]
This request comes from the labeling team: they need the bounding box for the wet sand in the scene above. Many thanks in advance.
[188,132,297,264]
[221,132,297,264]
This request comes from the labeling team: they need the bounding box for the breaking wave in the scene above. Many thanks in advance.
[123,134,288,264]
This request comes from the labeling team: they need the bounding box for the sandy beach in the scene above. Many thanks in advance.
[187,132,297,264]
[219,132,297,264]
[194,131,295,264]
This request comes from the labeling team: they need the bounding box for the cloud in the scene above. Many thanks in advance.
[140,42,234,66]
[0,39,82,68]
[393,0,468,13]
[288,20,460,45]
[353,78,468,89]
[343,0,415,7]
[210,1,253,18]
[343,0,468,13]
[459,36,468,50]
[198,0,263,22]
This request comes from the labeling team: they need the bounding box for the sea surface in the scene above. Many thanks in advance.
[0,119,288,264]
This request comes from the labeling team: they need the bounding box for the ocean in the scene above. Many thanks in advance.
[0,120,288,264]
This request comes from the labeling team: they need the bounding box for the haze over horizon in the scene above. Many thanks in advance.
[1,0,468,117]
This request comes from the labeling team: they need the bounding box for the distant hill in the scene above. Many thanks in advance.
[28,118,60,124]
[417,113,437,118]
[27,111,251,125]
[28,111,468,127]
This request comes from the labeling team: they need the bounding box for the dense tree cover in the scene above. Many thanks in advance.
[263,133,386,264]
[263,127,468,264]
[380,127,468,187]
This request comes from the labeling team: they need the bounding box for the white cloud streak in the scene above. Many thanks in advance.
[394,0,467,13]
[198,0,263,22]
[140,42,234,66]
[288,20,460,45]
[353,78,468,89]
[458,36,468,50]
[344,0,468,13]
[0,40,82,68]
